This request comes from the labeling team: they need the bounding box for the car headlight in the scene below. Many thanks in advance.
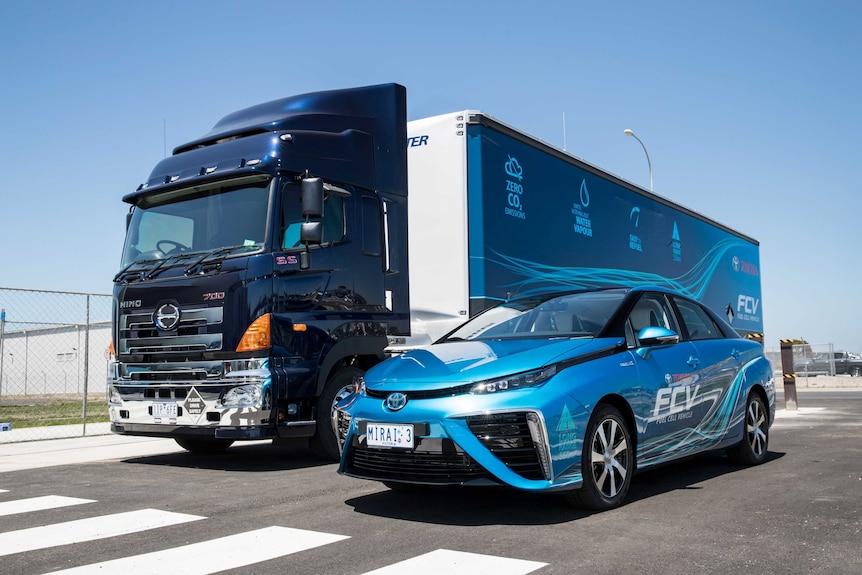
[221,384,262,407]
[470,365,557,394]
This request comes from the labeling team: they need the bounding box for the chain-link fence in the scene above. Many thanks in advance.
[0,287,112,442]
[765,341,862,391]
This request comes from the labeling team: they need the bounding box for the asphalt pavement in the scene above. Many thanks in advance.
[0,387,859,574]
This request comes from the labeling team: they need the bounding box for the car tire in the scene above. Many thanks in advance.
[851,366,862,378]
[174,437,234,454]
[565,404,633,510]
[726,392,769,465]
[309,366,364,461]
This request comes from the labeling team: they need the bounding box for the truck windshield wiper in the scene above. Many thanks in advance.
[113,257,163,284]
[184,244,259,276]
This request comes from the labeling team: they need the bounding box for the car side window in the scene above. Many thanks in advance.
[626,293,676,347]
[673,298,722,341]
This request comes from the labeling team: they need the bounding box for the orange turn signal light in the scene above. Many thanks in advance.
[236,313,271,352]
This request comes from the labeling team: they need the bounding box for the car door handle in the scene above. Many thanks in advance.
[687,356,700,368]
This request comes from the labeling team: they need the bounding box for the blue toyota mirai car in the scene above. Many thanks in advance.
[336,286,775,510]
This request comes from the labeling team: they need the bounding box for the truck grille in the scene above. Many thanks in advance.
[466,412,545,480]
[119,306,223,355]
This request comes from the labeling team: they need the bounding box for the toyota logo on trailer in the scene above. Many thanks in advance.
[153,303,181,331]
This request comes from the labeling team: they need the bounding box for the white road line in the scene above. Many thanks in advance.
[44,526,350,575]
[0,508,205,557]
[0,489,7,493]
[0,495,95,517]
[362,549,548,575]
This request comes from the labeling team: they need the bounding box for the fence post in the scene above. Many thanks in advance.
[0,308,5,403]
[82,295,90,434]
[780,339,800,411]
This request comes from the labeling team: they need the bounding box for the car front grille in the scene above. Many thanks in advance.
[346,438,492,484]
[466,412,545,480]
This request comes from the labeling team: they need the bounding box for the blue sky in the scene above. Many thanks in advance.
[1,1,860,351]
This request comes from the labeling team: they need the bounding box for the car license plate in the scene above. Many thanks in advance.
[153,401,178,419]
[366,423,414,449]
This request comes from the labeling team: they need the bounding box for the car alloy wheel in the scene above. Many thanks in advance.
[727,392,769,465]
[566,404,633,510]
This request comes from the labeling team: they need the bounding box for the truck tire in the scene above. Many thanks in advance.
[309,366,363,461]
[174,437,234,454]
[564,404,633,510]
[851,366,862,378]
[726,392,769,465]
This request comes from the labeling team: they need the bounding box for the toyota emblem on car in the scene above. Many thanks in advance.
[384,392,407,411]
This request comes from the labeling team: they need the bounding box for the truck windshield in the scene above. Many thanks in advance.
[120,177,272,268]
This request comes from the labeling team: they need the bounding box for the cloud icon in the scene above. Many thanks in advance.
[505,156,523,181]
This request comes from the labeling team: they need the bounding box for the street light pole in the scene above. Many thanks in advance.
[623,129,653,192]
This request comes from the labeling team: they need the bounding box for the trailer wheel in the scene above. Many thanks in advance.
[309,366,364,461]
[174,438,234,454]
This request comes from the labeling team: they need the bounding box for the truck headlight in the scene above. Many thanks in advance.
[221,384,262,407]
[354,376,367,396]
[470,365,557,394]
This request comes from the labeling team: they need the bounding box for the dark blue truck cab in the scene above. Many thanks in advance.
[108,84,409,459]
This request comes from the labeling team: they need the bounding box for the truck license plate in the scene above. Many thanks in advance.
[153,401,178,419]
[366,423,414,449]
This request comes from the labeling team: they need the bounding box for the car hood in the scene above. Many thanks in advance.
[365,337,623,391]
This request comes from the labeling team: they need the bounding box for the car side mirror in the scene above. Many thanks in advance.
[636,326,680,358]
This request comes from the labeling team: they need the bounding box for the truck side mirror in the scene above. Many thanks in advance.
[301,177,324,218]
[300,221,323,245]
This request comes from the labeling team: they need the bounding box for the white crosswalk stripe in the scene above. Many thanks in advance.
[0,508,205,557]
[43,526,350,575]
[361,549,547,575]
[0,495,94,517]
[0,492,547,573]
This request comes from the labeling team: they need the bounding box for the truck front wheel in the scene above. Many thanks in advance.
[309,366,363,461]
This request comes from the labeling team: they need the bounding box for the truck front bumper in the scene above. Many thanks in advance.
[107,357,278,440]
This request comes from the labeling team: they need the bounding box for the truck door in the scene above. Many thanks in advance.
[275,181,353,310]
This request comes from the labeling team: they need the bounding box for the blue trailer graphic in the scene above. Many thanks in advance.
[459,120,762,336]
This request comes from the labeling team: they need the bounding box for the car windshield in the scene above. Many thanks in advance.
[120,176,272,268]
[443,289,627,341]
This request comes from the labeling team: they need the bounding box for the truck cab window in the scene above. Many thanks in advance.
[281,183,345,249]
[135,212,194,256]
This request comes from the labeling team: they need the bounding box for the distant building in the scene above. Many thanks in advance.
[0,321,110,397]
